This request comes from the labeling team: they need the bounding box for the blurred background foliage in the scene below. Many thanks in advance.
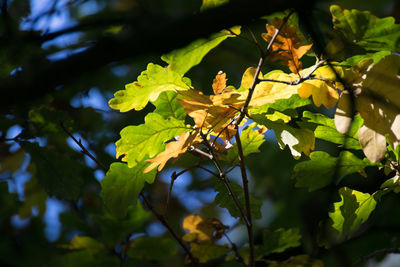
[0,0,399,266]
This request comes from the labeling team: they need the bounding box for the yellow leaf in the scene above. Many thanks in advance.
[144,131,199,173]
[182,214,228,242]
[241,67,263,89]
[297,79,339,108]
[178,89,238,130]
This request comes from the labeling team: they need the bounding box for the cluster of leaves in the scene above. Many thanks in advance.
[1,1,400,266]
[95,3,400,266]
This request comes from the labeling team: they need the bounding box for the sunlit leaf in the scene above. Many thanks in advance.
[329,187,377,236]
[109,63,190,112]
[161,27,240,74]
[212,71,228,94]
[262,18,312,73]
[253,114,314,159]
[200,0,229,11]
[144,131,200,173]
[330,5,400,52]
[303,111,362,150]
[152,91,186,120]
[115,113,191,168]
[101,162,156,218]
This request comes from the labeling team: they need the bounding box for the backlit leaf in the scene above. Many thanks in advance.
[329,187,377,236]
[303,111,362,150]
[262,18,312,73]
[330,5,400,52]
[266,255,324,267]
[101,162,156,218]
[182,214,228,242]
[253,114,314,159]
[115,113,191,168]
[152,91,186,120]
[161,27,240,74]
[257,228,301,257]
[212,71,228,94]
[109,63,190,112]
[144,131,200,173]
[200,0,229,11]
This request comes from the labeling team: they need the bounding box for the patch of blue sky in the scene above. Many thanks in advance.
[5,125,23,152]
[70,87,110,111]
[44,197,68,242]
[111,65,131,77]
[104,143,116,158]
[146,222,167,237]
[94,169,105,182]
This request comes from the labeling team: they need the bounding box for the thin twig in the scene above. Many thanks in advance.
[200,131,251,227]
[59,121,198,265]
[258,59,326,85]
[223,232,245,264]
[59,120,108,172]
[231,12,295,267]
[140,192,199,265]
[234,131,254,266]
[352,248,400,266]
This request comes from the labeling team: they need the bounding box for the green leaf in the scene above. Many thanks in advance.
[60,236,106,254]
[116,113,191,168]
[161,27,241,74]
[253,114,314,159]
[200,0,229,11]
[250,94,312,117]
[101,162,156,218]
[330,5,400,52]
[190,241,230,263]
[340,51,391,66]
[257,228,301,257]
[18,177,47,219]
[226,123,265,165]
[126,236,178,261]
[109,63,190,112]
[293,151,372,191]
[214,179,262,220]
[152,91,186,120]
[302,111,362,150]
[22,142,86,200]
[329,187,377,236]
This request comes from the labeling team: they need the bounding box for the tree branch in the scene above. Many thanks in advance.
[59,121,198,265]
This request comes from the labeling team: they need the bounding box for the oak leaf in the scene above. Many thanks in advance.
[262,18,313,74]
[182,214,228,242]
[144,131,200,173]
[212,71,228,94]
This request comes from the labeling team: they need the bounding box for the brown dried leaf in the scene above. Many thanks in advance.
[212,71,227,94]
[262,18,313,74]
